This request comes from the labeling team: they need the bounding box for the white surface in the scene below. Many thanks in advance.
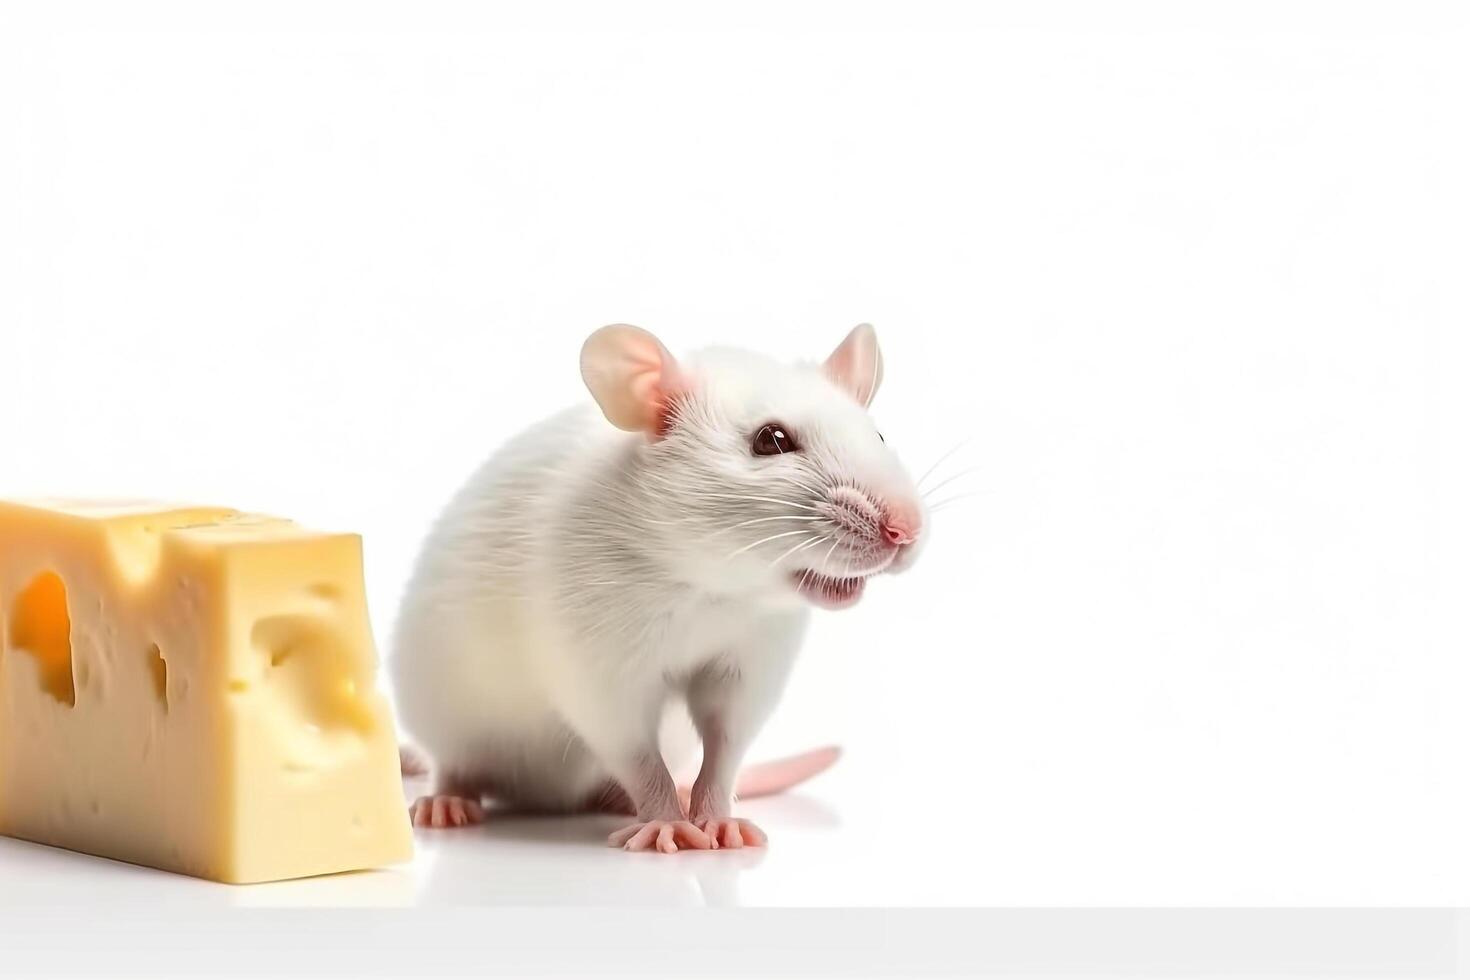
[1,0,1469,917]
[1,761,1468,908]
[1,908,1464,979]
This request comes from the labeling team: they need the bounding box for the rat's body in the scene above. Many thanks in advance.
[394,404,807,815]
[393,326,925,851]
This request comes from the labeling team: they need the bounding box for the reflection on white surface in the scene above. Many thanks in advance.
[3,775,1470,976]
[5,764,1470,909]
[408,810,767,907]
[0,777,840,909]
[251,781,839,907]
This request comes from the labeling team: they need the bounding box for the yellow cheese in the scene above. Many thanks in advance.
[0,500,413,883]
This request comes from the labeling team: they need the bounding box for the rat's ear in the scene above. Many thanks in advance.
[823,323,884,407]
[580,324,685,435]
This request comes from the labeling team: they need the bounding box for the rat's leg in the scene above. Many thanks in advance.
[408,768,493,829]
[685,632,801,848]
[552,671,711,853]
[409,778,486,829]
[601,751,713,853]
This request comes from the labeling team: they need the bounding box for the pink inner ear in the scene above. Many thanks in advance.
[628,365,665,427]
[639,375,689,439]
[581,324,686,434]
[629,347,689,438]
[823,323,883,406]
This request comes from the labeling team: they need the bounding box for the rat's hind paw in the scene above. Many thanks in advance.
[409,794,485,829]
[694,817,767,849]
[608,819,712,853]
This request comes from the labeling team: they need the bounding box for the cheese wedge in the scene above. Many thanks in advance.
[0,500,413,883]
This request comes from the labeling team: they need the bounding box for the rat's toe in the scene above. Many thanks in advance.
[695,817,767,849]
[410,794,483,829]
[610,819,712,852]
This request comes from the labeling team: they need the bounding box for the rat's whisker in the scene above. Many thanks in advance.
[697,493,822,513]
[926,490,986,512]
[724,529,812,560]
[915,438,972,490]
[921,468,976,500]
[716,515,823,535]
[772,534,828,567]
[786,472,829,499]
[818,537,841,575]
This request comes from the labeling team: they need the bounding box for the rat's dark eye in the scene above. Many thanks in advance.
[752,423,799,456]
[878,431,886,443]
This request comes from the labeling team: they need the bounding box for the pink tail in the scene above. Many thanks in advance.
[733,745,842,799]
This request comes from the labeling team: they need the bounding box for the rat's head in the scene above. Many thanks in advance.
[581,323,926,609]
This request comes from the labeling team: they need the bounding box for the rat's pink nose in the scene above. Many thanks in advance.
[881,514,920,547]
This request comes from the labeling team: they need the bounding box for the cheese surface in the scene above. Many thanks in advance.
[0,500,412,883]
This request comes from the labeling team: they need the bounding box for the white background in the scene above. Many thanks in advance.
[2,0,1469,912]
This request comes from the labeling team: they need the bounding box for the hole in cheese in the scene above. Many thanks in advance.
[99,509,236,584]
[104,522,165,584]
[8,571,76,706]
[147,643,168,710]
[251,614,375,736]
[306,582,341,602]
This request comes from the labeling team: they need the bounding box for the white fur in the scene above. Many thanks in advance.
[391,337,925,820]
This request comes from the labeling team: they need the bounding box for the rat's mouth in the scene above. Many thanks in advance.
[789,571,869,610]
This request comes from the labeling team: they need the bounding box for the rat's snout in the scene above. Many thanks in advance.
[881,516,919,547]
[881,500,927,576]
[826,487,924,552]
[826,486,884,542]
[879,502,923,549]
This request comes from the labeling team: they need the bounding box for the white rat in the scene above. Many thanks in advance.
[391,324,926,852]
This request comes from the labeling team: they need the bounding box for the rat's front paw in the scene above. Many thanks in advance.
[694,817,767,849]
[409,794,485,829]
[608,819,712,853]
